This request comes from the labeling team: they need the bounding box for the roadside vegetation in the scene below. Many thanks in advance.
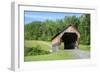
[24,40,90,61]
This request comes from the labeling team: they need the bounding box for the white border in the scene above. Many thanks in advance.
[11,2,97,71]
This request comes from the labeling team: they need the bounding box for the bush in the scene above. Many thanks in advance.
[24,45,50,56]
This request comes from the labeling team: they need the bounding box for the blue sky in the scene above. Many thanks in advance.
[24,11,84,24]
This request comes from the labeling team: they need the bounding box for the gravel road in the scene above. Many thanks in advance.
[66,49,90,59]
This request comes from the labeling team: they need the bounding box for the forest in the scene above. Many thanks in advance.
[24,14,90,45]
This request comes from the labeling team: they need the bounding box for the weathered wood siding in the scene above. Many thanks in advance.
[51,25,80,52]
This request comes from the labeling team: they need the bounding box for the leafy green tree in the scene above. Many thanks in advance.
[79,14,90,45]
[24,14,90,45]
[64,16,79,28]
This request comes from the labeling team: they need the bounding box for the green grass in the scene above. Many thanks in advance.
[24,50,74,61]
[79,44,90,51]
[24,40,90,62]
[24,40,51,51]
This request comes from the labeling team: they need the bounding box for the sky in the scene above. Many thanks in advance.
[24,11,84,24]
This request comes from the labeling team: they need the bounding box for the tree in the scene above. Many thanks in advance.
[63,16,79,28]
[24,14,90,45]
[79,14,90,45]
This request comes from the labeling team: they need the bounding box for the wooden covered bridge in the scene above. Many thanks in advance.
[51,24,80,52]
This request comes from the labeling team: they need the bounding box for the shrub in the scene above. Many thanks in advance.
[24,45,50,56]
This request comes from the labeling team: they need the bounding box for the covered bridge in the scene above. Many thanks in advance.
[51,24,80,52]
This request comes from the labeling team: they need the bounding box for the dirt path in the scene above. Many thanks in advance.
[66,49,90,59]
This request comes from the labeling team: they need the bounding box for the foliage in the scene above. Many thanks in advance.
[24,40,51,51]
[24,14,90,45]
[24,46,50,56]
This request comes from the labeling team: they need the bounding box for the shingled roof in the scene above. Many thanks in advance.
[51,24,79,40]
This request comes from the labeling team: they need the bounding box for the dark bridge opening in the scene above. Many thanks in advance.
[61,32,77,49]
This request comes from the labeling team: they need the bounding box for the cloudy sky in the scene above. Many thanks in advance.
[24,11,83,24]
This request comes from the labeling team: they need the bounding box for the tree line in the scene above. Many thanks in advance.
[24,14,90,45]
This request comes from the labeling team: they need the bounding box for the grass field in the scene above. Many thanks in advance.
[79,44,90,51]
[24,40,51,51]
[24,40,90,62]
[24,50,75,61]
